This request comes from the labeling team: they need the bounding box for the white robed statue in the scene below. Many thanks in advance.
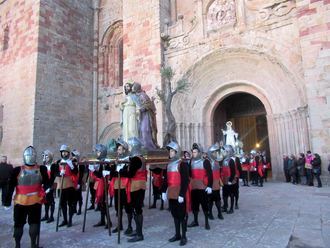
[120,82,140,142]
[221,121,238,149]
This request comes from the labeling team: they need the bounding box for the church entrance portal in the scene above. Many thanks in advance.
[213,93,270,160]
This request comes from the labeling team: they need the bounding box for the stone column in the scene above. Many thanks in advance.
[170,0,177,24]
[92,0,100,145]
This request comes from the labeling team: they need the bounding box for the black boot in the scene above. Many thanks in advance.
[77,203,82,215]
[14,226,23,248]
[208,202,214,220]
[47,204,55,223]
[29,224,39,248]
[124,213,133,235]
[59,204,68,227]
[94,212,105,227]
[149,195,157,209]
[222,196,228,213]
[128,214,144,242]
[109,197,113,208]
[160,199,164,210]
[168,218,181,242]
[204,211,210,230]
[227,195,234,214]
[41,205,49,221]
[215,201,224,220]
[180,216,188,246]
[67,206,74,227]
[188,211,199,227]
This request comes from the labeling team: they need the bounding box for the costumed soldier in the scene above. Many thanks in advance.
[207,144,224,220]
[149,167,164,210]
[56,144,78,227]
[221,145,236,214]
[234,156,242,209]
[261,151,269,182]
[108,138,134,235]
[119,137,146,242]
[249,150,258,185]
[5,146,49,248]
[88,144,111,228]
[256,155,264,187]
[72,149,84,215]
[240,154,250,186]
[188,143,213,230]
[162,141,190,246]
[40,150,57,223]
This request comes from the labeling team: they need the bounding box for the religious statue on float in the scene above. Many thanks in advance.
[221,121,243,155]
[120,81,158,151]
[120,82,140,143]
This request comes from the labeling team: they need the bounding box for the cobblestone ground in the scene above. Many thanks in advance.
[0,181,329,248]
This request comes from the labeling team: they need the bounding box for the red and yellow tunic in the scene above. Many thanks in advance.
[15,165,44,206]
[190,158,208,190]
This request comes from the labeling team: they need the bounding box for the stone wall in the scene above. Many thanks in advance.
[296,0,330,165]
[160,0,330,178]
[0,0,40,164]
[34,0,94,160]
[95,0,164,145]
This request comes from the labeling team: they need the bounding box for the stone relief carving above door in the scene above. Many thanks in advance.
[245,0,295,22]
[206,0,237,32]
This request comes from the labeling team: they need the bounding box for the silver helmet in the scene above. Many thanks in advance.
[42,150,54,164]
[116,137,128,151]
[127,137,142,157]
[223,145,234,158]
[23,146,37,166]
[191,143,203,153]
[71,149,80,161]
[60,144,71,153]
[208,143,220,160]
[94,144,107,160]
[60,144,71,159]
[166,141,181,158]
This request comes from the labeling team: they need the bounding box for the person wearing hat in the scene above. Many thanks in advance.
[162,141,190,246]
[119,137,146,242]
[108,138,134,235]
[187,143,213,230]
[5,146,50,248]
[221,145,237,214]
[40,149,57,223]
[56,144,78,227]
[207,144,224,220]
[71,149,84,215]
[88,144,110,228]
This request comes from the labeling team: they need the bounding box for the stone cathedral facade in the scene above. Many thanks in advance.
[0,0,329,179]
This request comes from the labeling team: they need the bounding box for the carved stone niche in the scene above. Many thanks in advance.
[245,0,295,22]
[207,0,237,32]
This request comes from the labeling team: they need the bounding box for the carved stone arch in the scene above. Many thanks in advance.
[99,20,123,87]
[172,48,309,179]
[98,122,121,144]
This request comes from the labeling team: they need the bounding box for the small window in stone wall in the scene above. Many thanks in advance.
[3,25,9,51]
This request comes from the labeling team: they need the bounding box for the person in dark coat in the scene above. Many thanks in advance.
[283,155,290,182]
[296,153,305,185]
[312,153,322,188]
[0,155,13,207]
